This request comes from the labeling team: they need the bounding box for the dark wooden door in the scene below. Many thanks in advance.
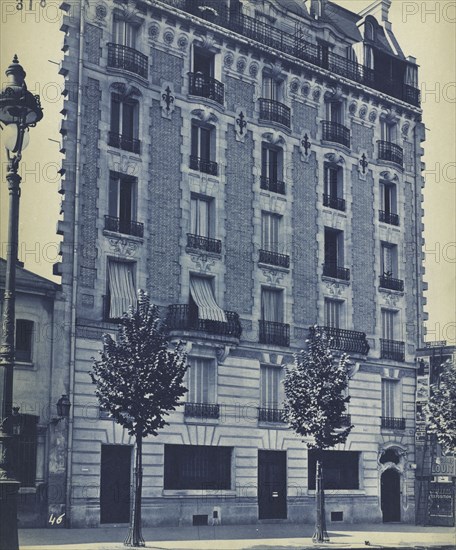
[100,445,132,524]
[381,468,401,522]
[258,450,287,520]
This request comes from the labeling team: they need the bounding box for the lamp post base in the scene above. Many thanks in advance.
[0,479,20,550]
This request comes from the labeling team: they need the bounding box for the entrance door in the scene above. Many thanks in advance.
[100,445,132,524]
[381,469,401,522]
[258,450,287,520]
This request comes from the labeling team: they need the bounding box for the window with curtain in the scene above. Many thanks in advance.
[188,357,216,404]
[381,121,397,143]
[190,195,213,238]
[262,75,281,101]
[328,101,343,124]
[405,64,418,87]
[113,18,137,48]
[382,309,397,341]
[380,182,397,215]
[324,166,342,198]
[261,145,282,182]
[382,379,401,418]
[261,212,281,253]
[261,288,284,323]
[260,365,281,408]
[190,275,226,322]
[324,299,343,329]
[109,172,137,231]
[110,94,139,148]
[191,123,214,161]
[16,319,34,362]
[107,260,137,319]
[381,243,398,277]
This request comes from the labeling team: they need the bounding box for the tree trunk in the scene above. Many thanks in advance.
[312,458,329,543]
[124,433,145,547]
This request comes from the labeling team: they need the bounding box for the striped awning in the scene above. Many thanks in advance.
[190,277,227,323]
[108,261,137,319]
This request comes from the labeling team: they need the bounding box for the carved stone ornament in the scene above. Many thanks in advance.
[382,291,400,307]
[261,268,284,285]
[108,238,140,257]
[196,33,218,52]
[191,108,218,125]
[348,101,357,116]
[268,62,284,82]
[324,152,344,166]
[300,132,311,161]
[324,85,345,102]
[379,170,399,183]
[359,152,368,179]
[161,82,175,119]
[262,131,285,147]
[216,345,231,364]
[110,82,141,101]
[190,254,216,273]
[325,281,345,297]
[235,109,247,142]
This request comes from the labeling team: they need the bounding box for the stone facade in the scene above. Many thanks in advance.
[51,0,426,529]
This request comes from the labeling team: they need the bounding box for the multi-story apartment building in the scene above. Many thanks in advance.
[53,0,426,528]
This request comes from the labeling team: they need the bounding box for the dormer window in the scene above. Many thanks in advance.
[365,21,375,41]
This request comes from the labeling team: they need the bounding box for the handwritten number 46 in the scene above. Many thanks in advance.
[48,513,65,525]
[17,0,47,10]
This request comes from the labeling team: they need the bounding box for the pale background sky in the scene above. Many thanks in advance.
[0,0,455,344]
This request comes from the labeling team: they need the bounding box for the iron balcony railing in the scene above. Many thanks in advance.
[378,140,403,167]
[107,43,148,79]
[381,416,406,430]
[379,275,404,292]
[259,320,290,347]
[316,326,370,355]
[184,402,220,419]
[104,215,144,238]
[322,121,351,148]
[189,155,218,176]
[259,249,290,269]
[260,176,285,195]
[322,263,350,281]
[323,194,346,211]
[167,304,242,338]
[165,3,420,106]
[188,72,224,105]
[108,131,141,154]
[187,233,222,254]
[379,210,400,226]
[258,407,285,423]
[259,98,291,128]
[380,339,405,362]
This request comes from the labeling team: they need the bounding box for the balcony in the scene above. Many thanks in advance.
[323,194,346,212]
[259,98,291,128]
[322,263,350,281]
[379,210,400,226]
[167,304,242,339]
[259,320,290,347]
[380,339,405,362]
[108,131,141,154]
[187,233,222,254]
[189,155,218,176]
[188,72,224,105]
[378,140,403,168]
[184,402,220,419]
[381,416,406,430]
[379,275,404,292]
[107,43,148,79]
[316,326,370,355]
[104,215,144,238]
[258,407,285,423]
[260,176,285,195]
[321,121,351,148]
[259,249,290,269]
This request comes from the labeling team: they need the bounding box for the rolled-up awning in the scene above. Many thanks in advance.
[190,276,227,323]
[108,261,137,319]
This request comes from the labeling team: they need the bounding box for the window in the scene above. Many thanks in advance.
[364,21,375,41]
[381,121,397,143]
[308,450,360,490]
[260,365,281,408]
[190,122,217,175]
[106,260,137,320]
[381,309,398,341]
[324,299,343,329]
[15,414,38,487]
[382,379,401,419]
[188,357,216,404]
[380,182,397,216]
[16,319,34,362]
[109,94,140,153]
[164,444,232,490]
[261,212,281,253]
[193,46,214,78]
[113,17,137,48]
[190,195,214,238]
[323,165,344,210]
[261,288,284,324]
[364,45,374,70]
[324,228,344,268]
[261,145,283,184]
[107,172,139,236]
[381,243,398,278]
[327,101,343,124]
[262,75,282,102]
[189,275,226,322]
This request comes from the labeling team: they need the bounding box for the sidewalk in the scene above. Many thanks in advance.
[19,523,456,550]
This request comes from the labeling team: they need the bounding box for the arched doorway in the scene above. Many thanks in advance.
[381,468,401,522]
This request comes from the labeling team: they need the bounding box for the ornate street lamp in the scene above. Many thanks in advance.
[0,55,43,550]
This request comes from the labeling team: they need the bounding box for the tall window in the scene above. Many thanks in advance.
[364,45,374,69]
[382,309,398,341]
[261,288,284,324]
[308,450,359,490]
[262,75,282,101]
[260,365,281,408]
[324,228,344,268]
[327,101,343,124]
[164,444,232,490]
[190,122,217,175]
[16,319,34,362]
[261,145,283,183]
[110,94,139,153]
[324,298,343,329]
[381,243,398,278]
[381,121,397,143]
[323,165,344,210]
[106,260,137,320]
[189,275,226,322]
[193,46,214,78]
[382,379,401,419]
[108,172,138,235]
[380,182,397,216]
[188,357,216,404]
[190,195,213,238]
[261,212,281,253]
[113,18,137,48]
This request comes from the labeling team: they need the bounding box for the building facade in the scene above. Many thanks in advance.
[54,0,426,528]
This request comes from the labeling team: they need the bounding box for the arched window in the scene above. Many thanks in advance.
[365,21,375,41]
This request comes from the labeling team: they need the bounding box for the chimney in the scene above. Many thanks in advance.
[359,0,392,23]
[310,0,327,19]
